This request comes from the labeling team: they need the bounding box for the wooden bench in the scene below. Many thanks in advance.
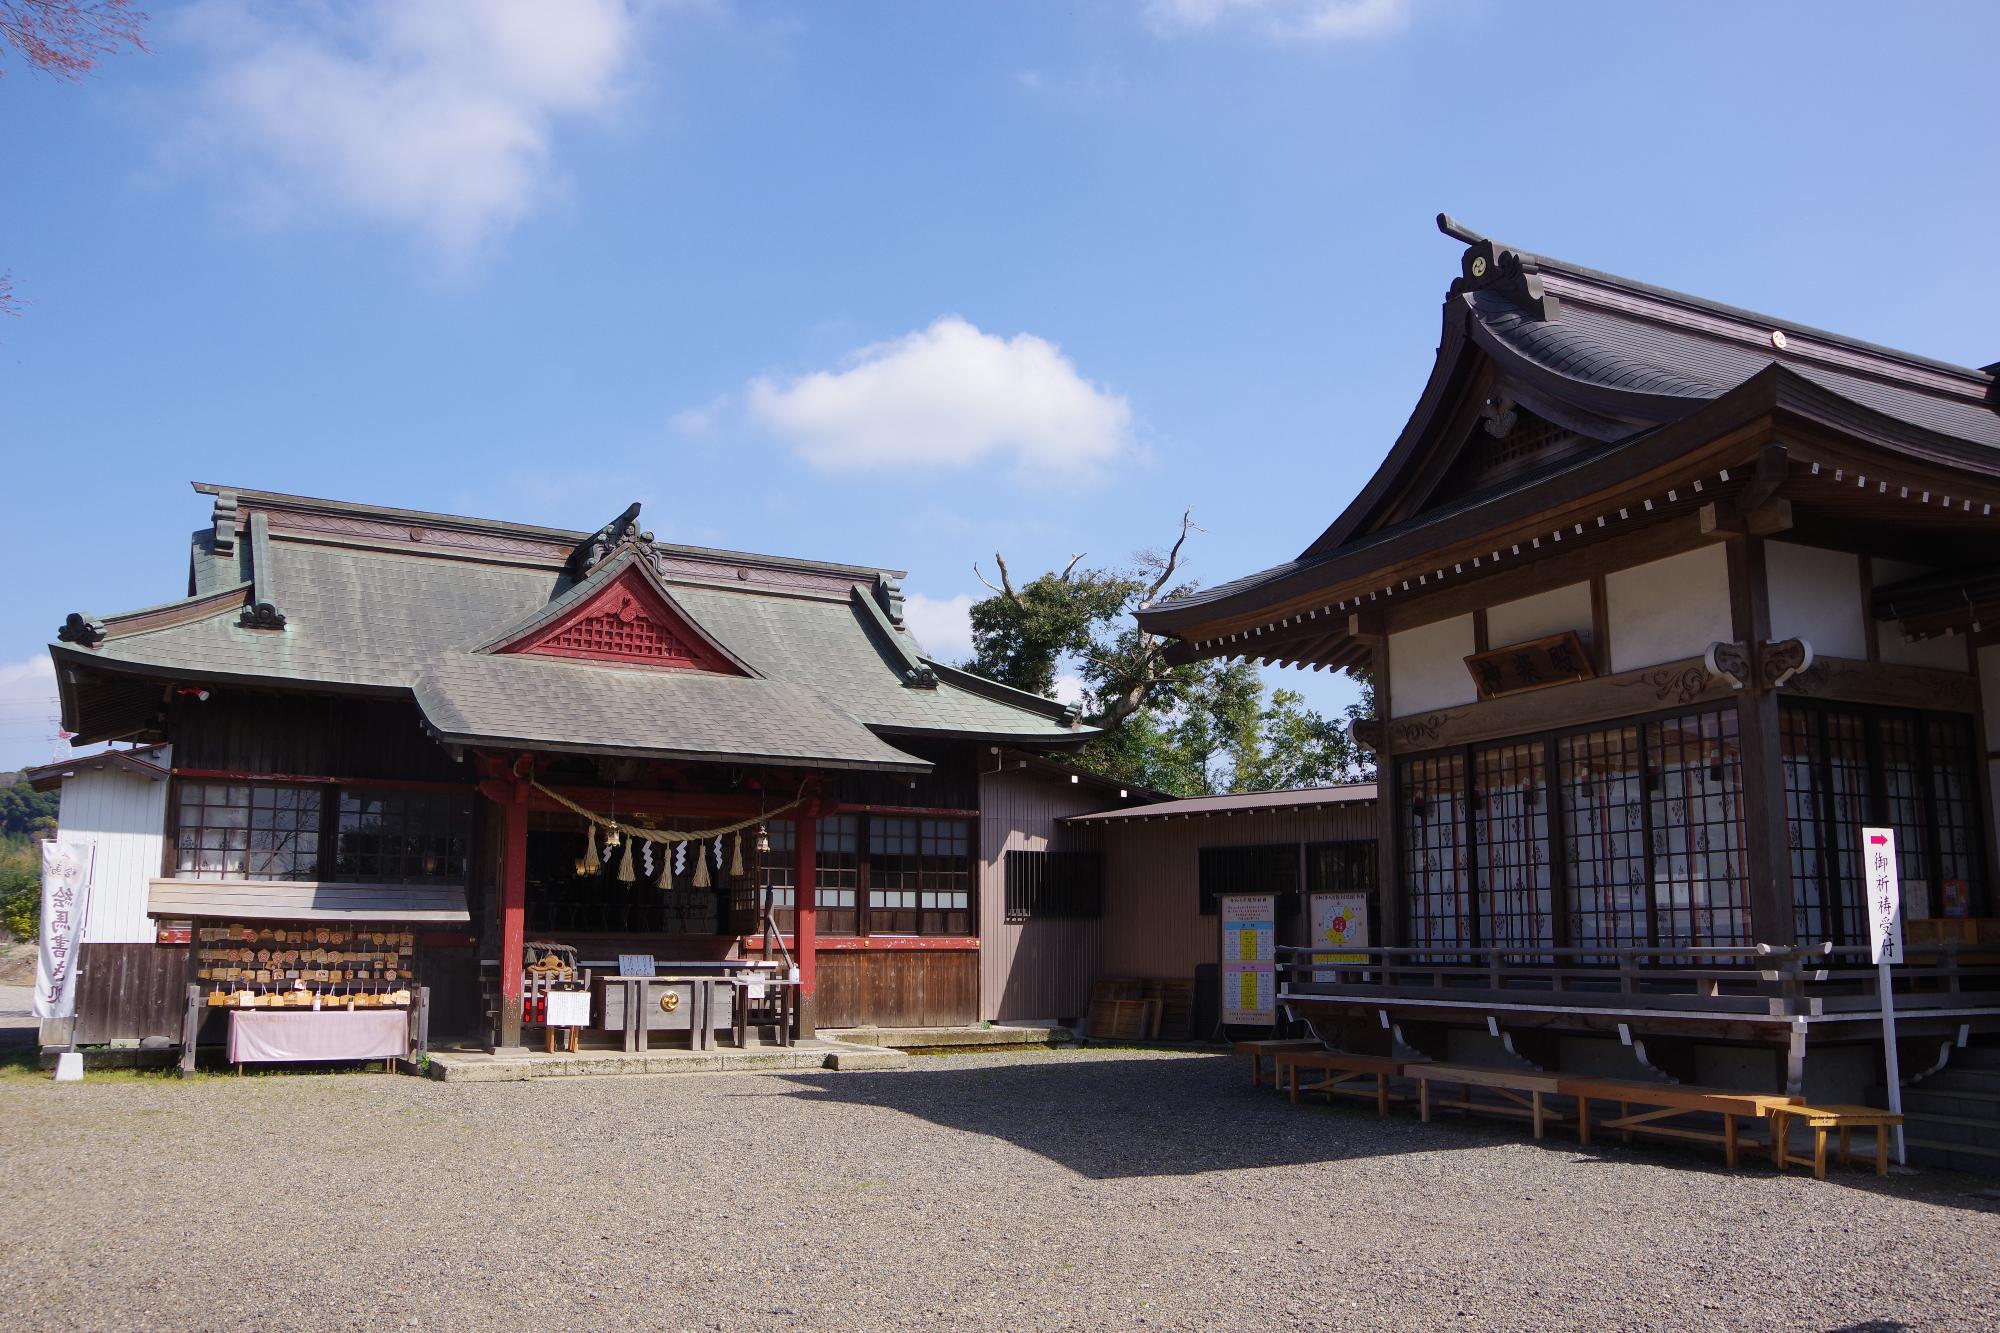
[1769,1104,1904,1180]
[1557,1077,1800,1169]
[1235,1038,1324,1088]
[1415,1063,1568,1140]
[1276,1051,1417,1117]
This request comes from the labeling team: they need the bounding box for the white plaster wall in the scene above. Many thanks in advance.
[1766,542,1867,660]
[54,747,171,943]
[1605,545,1733,673]
[1486,581,1594,653]
[1388,613,1477,717]
[1872,558,1970,671]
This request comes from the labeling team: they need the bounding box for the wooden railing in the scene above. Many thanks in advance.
[1274,942,2000,1020]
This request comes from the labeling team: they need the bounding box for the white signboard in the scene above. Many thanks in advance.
[1863,826,1904,965]
[544,990,591,1028]
[1309,892,1369,980]
[33,838,96,1020]
[1219,893,1276,1026]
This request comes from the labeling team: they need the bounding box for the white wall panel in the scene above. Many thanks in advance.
[1766,542,1867,660]
[1388,614,1476,717]
[1606,546,1732,673]
[1487,582,1594,653]
[54,746,171,944]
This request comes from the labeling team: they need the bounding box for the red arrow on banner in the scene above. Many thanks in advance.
[1868,834,1889,845]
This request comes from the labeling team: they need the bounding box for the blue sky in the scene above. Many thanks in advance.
[3,0,1997,770]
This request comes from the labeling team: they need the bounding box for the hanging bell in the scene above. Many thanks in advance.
[754,823,771,856]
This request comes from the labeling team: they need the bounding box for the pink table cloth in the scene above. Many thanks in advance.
[227,1008,409,1064]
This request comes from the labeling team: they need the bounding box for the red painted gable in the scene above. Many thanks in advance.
[500,567,745,674]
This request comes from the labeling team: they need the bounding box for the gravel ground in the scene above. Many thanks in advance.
[1,1047,1996,1332]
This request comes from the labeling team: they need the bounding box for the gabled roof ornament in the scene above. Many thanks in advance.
[1436,212,1561,322]
[58,613,106,648]
[569,502,648,577]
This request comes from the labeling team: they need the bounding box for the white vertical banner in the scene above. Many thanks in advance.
[1863,827,1904,965]
[1861,825,1906,1166]
[33,837,96,1020]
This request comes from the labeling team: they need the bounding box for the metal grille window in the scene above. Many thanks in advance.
[1004,850,1103,921]
[1782,701,1987,938]
[174,782,321,881]
[1646,709,1750,949]
[1473,739,1553,956]
[1399,753,1468,953]
[1198,844,1301,917]
[1404,704,1751,962]
[334,788,471,883]
[1558,725,1648,957]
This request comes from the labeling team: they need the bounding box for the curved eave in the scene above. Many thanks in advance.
[1142,364,2000,651]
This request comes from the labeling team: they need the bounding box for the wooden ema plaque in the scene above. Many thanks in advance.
[1463,631,1595,701]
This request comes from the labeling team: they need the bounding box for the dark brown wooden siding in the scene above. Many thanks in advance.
[815,949,977,1028]
[168,691,466,783]
[71,943,189,1044]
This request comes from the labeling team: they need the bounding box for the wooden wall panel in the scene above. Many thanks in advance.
[71,943,189,1044]
[168,692,465,783]
[815,950,977,1028]
[977,768,1108,1022]
[1099,804,1377,980]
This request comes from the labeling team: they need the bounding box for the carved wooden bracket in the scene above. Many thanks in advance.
[1760,638,1814,690]
[1703,640,1751,690]
[1349,717,1384,755]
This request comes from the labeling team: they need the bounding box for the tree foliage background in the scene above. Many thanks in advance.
[0,778,56,938]
[963,528,1374,798]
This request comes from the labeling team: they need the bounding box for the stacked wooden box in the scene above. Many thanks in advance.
[1086,977,1196,1041]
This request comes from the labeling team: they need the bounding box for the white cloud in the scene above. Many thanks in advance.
[0,655,66,773]
[669,396,730,438]
[746,317,1135,479]
[1052,674,1086,708]
[180,0,640,260]
[902,593,976,663]
[1146,0,1414,42]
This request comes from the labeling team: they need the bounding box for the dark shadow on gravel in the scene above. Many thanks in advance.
[774,1049,1494,1179]
[775,1050,2000,1204]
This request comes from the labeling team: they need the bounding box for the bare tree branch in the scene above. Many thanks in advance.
[1141,507,1198,605]
[1059,552,1085,582]
[0,1,147,80]
[972,560,1008,598]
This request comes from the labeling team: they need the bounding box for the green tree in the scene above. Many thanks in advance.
[0,779,58,841]
[0,842,38,939]
[963,517,1374,797]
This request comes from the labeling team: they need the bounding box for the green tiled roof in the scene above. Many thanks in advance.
[57,489,1087,767]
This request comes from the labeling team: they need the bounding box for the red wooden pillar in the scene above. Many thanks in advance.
[792,810,817,1038]
[496,781,529,1049]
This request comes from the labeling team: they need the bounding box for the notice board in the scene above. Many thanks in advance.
[1309,892,1369,980]
[1219,893,1276,1026]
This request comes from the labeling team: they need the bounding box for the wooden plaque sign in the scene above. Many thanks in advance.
[1464,630,1594,701]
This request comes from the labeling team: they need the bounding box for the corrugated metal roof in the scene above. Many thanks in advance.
[1065,783,1377,823]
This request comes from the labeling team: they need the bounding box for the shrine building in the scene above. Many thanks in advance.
[1137,216,2000,1103]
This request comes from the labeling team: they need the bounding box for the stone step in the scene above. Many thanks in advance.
[1883,1084,2000,1120]
[1904,1110,2000,1152]
[1906,1135,2000,1176]
[1950,1043,2000,1072]
[1920,1067,2000,1095]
